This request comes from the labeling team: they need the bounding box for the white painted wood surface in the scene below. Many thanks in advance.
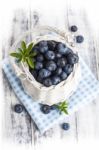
[1,3,99,146]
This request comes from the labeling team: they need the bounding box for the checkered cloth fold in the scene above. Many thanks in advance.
[2,57,99,134]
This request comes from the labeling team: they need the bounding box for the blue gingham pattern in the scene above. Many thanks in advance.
[2,57,99,134]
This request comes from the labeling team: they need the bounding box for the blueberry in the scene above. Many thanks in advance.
[67,53,79,65]
[39,46,48,53]
[35,62,43,70]
[39,69,51,78]
[46,61,57,71]
[51,105,57,110]
[63,64,73,75]
[62,123,70,130]
[32,46,39,53]
[36,54,44,62]
[29,69,38,79]
[14,104,23,113]
[41,104,51,114]
[39,41,48,47]
[51,76,61,85]
[47,40,56,50]
[60,72,67,80]
[37,76,43,83]
[43,78,52,87]
[57,57,67,67]
[65,48,73,55]
[45,51,55,60]
[55,68,62,75]
[57,43,68,54]
[55,53,62,58]
[76,35,84,43]
[70,25,78,32]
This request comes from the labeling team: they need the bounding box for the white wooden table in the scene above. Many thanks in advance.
[1,5,99,146]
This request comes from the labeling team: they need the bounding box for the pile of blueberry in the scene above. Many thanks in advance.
[29,40,79,87]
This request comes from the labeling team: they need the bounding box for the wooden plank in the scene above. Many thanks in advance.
[91,32,99,138]
[66,7,99,141]
[2,10,34,145]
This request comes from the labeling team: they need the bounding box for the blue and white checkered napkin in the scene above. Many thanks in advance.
[2,57,99,134]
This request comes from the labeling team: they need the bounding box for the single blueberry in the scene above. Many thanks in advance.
[46,61,57,71]
[57,43,68,55]
[43,78,52,87]
[29,69,38,79]
[60,72,67,80]
[45,51,55,60]
[39,69,51,78]
[51,76,61,85]
[57,57,67,67]
[35,62,43,70]
[55,68,62,75]
[37,76,43,83]
[70,25,78,32]
[36,54,44,62]
[47,40,56,50]
[14,104,23,113]
[41,104,51,114]
[39,46,48,53]
[65,48,73,55]
[39,41,48,47]
[32,46,39,53]
[67,53,79,65]
[62,123,70,130]
[63,64,73,75]
[76,35,84,43]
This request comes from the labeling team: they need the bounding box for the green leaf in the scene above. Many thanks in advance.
[27,57,35,69]
[27,42,33,54]
[16,57,22,63]
[21,41,26,50]
[56,101,68,115]
[10,52,22,58]
[10,41,36,69]
[63,109,68,114]
[22,56,26,62]
[29,52,37,57]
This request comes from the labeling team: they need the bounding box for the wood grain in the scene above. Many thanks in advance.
[2,10,34,144]
[1,5,99,146]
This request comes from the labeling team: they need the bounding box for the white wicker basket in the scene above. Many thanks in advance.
[10,26,81,105]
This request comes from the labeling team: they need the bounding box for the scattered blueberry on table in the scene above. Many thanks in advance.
[76,35,84,43]
[40,104,51,114]
[62,123,70,130]
[14,104,24,113]
[70,25,78,32]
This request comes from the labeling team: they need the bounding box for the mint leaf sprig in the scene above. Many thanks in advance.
[56,101,68,114]
[10,41,37,69]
